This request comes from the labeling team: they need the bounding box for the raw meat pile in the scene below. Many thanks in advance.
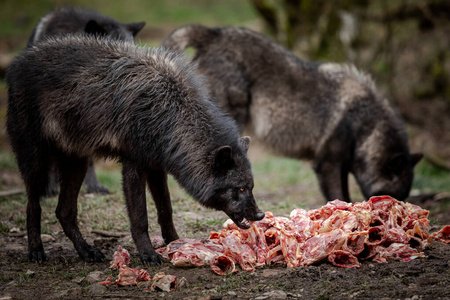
[100,245,177,291]
[156,196,450,275]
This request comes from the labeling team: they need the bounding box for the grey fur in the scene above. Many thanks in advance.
[162,25,423,202]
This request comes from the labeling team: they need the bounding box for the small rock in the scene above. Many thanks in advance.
[227,291,237,296]
[41,234,55,243]
[4,243,25,252]
[206,283,215,289]
[2,281,18,291]
[0,295,13,300]
[255,290,287,300]
[177,277,188,289]
[88,283,107,295]
[261,269,283,277]
[52,290,70,298]
[71,276,85,284]
[84,271,105,284]
[9,227,20,233]
[25,270,35,277]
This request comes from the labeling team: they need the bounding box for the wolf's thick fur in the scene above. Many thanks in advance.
[6,36,264,264]
[162,25,422,202]
[27,6,145,196]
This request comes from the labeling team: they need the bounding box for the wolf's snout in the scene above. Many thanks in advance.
[247,209,265,221]
[255,211,265,220]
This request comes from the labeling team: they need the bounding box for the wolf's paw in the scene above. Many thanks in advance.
[28,247,47,263]
[79,247,105,262]
[85,183,110,195]
[140,251,165,266]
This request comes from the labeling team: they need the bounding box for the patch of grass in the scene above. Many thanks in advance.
[413,159,450,193]
[252,156,306,190]
[0,151,17,170]
[185,217,225,232]
[79,0,257,28]
[95,169,122,193]
[216,274,243,292]
[0,221,9,234]
[316,294,331,300]
[251,155,316,197]
[318,280,332,289]
[16,271,34,285]
[78,193,129,232]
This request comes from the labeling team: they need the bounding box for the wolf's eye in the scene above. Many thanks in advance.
[239,188,245,192]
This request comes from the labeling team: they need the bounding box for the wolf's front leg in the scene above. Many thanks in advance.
[313,158,351,203]
[146,169,179,244]
[122,161,164,265]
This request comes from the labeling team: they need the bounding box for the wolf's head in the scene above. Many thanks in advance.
[352,124,422,201]
[203,136,265,229]
[84,19,145,43]
[31,7,146,46]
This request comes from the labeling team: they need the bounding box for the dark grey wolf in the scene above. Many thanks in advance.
[162,25,423,203]
[28,6,146,196]
[28,6,145,46]
[6,36,264,264]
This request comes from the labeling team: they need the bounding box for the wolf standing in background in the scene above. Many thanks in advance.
[6,36,264,264]
[28,6,146,196]
[163,25,423,203]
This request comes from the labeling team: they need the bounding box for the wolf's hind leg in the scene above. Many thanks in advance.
[13,144,51,262]
[55,155,105,262]
[83,158,110,194]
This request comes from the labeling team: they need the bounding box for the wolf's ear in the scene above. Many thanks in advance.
[239,136,251,153]
[126,22,146,36]
[410,153,423,167]
[85,20,107,36]
[213,146,234,170]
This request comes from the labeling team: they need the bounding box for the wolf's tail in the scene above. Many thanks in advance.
[162,24,218,54]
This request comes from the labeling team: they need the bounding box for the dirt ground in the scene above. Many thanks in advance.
[0,176,449,300]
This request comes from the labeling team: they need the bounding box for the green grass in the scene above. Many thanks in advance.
[0,151,17,170]
[95,168,122,193]
[412,159,450,193]
[216,274,246,293]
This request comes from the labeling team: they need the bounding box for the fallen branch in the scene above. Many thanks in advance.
[433,192,450,202]
[0,189,25,197]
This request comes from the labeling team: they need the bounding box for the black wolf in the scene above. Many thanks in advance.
[162,25,423,203]
[28,6,145,46]
[6,36,264,264]
[27,6,146,196]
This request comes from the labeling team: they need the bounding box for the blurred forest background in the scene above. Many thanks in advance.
[0,0,449,195]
